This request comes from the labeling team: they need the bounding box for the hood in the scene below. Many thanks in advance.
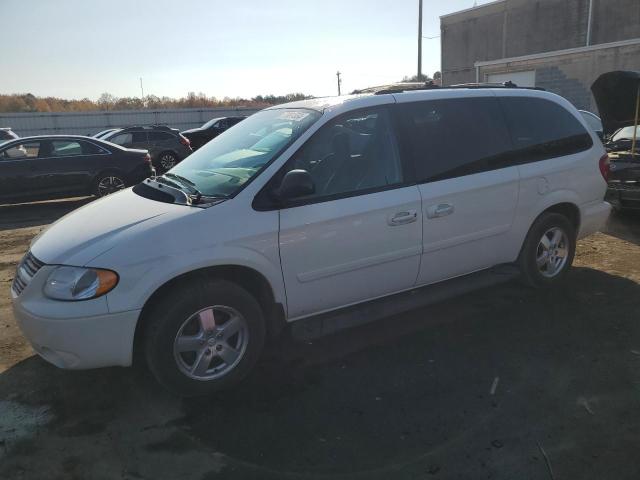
[591,71,640,135]
[30,188,193,266]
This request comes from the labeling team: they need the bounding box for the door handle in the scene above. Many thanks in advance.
[388,210,418,226]
[426,203,454,219]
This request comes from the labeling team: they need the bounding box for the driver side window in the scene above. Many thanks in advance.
[1,142,41,160]
[284,107,403,201]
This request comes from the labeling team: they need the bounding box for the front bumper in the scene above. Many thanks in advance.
[11,263,140,370]
[13,303,140,369]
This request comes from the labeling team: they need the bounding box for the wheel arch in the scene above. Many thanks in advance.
[517,200,581,260]
[133,264,286,362]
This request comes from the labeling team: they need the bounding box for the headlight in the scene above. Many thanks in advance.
[44,266,119,301]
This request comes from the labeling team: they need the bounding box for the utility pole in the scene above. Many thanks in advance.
[418,0,423,81]
[336,71,342,96]
[140,77,144,99]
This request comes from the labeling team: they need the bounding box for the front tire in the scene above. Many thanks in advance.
[143,279,266,396]
[518,212,576,288]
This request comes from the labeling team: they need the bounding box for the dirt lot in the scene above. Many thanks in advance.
[1,199,640,480]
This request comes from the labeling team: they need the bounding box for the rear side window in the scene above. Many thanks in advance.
[80,141,108,154]
[148,131,174,141]
[397,97,513,183]
[499,97,592,162]
[109,133,132,145]
[131,131,148,143]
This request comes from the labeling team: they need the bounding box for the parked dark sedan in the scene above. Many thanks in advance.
[0,135,154,204]
[181,116,246,150]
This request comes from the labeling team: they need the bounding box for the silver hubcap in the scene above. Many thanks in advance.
[97,176,125,196]
[160,154,176,170]
[173,305,249,381]
[536,227,569,278]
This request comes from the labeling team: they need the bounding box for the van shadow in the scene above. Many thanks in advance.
[605,210,640,246]
[0,197,93,231]
[2,268,640,479]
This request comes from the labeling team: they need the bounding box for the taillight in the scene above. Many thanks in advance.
[599,153,610,182]
[179,135,190,147]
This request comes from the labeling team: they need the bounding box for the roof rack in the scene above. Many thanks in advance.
[353,81,545,95]
[117,124,177,132]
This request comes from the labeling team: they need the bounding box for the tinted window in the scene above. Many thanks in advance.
[109,133,132,145]
[81,141,107,154]
[1,142,40,159]
[398,97,512,183]
[500,97,592,161]
[283,107,403,200]
[131,131,147,143]
[51,140,83,157]
[148,131,173,142]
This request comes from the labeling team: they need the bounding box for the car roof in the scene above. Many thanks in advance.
[2,134,100,141]
[267,84,571,117]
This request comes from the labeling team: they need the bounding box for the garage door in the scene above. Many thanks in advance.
[487,71,536,87]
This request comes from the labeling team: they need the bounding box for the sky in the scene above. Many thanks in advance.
[0,0,494,100]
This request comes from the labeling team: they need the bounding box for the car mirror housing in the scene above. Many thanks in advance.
[278,169,315,200]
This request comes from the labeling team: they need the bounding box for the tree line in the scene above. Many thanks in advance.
[0,92,311,113]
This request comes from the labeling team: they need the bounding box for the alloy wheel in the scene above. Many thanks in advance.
[160,154,176,170]
[173,305,249,381]
[97,176,125,196]
[536,227,569,278]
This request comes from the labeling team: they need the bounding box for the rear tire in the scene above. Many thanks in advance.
[143,279,266,396]
[518,212,576,288]
[158,151,178,172]
[93,172,126,197]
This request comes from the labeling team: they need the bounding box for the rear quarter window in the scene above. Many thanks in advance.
[148,131,174,141]
[499,96,592,162]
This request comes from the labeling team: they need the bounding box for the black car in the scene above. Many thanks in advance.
[592,70,640,210]
[102,125,192,173]
[0,127,19,142]
[181,116,246,150]
[0,135,154,204]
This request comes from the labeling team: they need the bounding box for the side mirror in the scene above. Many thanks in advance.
[278,169,315,200]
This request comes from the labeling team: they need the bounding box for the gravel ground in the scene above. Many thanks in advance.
[1,199,640,479]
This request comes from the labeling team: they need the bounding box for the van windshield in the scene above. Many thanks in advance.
[168,109,321,198]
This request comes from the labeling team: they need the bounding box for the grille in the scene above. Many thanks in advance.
[12,251,45,297]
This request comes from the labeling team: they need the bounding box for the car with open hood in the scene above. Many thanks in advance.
[592,70,640,210]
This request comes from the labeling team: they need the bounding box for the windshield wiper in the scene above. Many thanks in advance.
[165,172,197,187]
[162,173,203,203]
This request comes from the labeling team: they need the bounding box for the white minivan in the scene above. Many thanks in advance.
[12,85,611,395]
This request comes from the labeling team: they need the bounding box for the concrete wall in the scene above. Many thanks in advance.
[0,107,260,137]
[478,42,640,111]
[442,0,640,85]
